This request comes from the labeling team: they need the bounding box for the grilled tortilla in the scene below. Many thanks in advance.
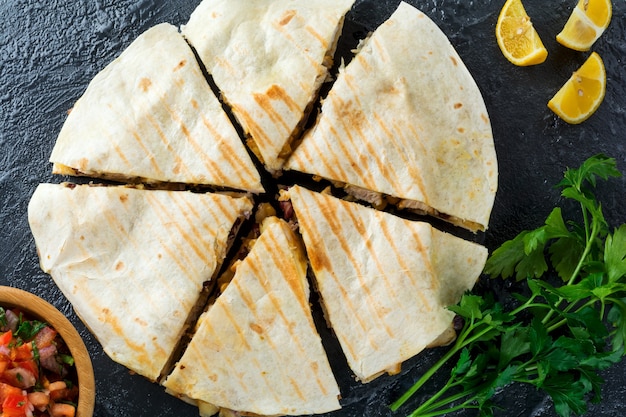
[182,0,355,174]
[28,183,253,382]
[163,217,341,416]
[50,23,263,193]
[286,2,497,231]
[287,185,487,382]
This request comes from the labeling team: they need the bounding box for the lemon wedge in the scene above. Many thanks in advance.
[557,0,612,51]
[496,0,548,66]
[548,52,606,124]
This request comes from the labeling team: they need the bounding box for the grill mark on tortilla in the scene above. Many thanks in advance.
[357,53,372,72]
[65,235,136,348]
[194,318,251,393]
[290,377,307,402]
[220,301,252,351]
[377,113,428,201]
[339,201,397,339]
[252,357,282,404]
[145,114,192,178]
[409,227,439,296]
[158,98,228,182]
[230,277,255,312]
[378,220,433,312]
[278,9,296,26]
[101,311,160,367]
[288,11,329,50]
[260,234,309,316]
[271,20,321,69]
[305,25,328,49]
[92,191,180,371]
[196,108,258,188]
[130,131,164,176]
[144,192,212,267]
[97,191,194,306]
[112,144,132,170]
[327,94,377,189]
[372,36,389,64]
[342,74,400,188]
[232,266,326,400]
[64,232,117,317]
[290,126,348,183]
[399,123,432,205]
[266,84,301,113]
[255,232,330,396]
[400,230,437,311]
[253,92,291,134]
[169,193,220,250]
[234,105,272,153]
[195,193,229,228]
[214,56,239,82]
[316,195,394,341]
[290,190,371,357]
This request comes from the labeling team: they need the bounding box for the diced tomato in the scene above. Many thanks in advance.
[2,392,30,417]
[0,331,12,347]
[16,359,39,380]
[10,343,34,362]
[0,382,23,405]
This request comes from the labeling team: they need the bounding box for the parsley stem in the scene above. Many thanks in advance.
[541,220,598,326]
[407,371,468,415]
[409,388,478,417]
[390,319,498,411]
[389,339,462,411]
[410,401,479,417]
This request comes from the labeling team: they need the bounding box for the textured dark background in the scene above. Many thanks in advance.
[1,0,625,416]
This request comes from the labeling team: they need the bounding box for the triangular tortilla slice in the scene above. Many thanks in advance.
[286,2,498,232]
[163,217,341,415]
[182,0,355,174]
[50,23,264,193]
[287,185,487,382]
[28,183,253,381]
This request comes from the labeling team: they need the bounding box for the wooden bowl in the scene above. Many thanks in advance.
[0,286,95,417]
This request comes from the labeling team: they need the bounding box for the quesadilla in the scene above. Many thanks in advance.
[50,23,264,193]
[286,185,487,382]
[164,216,341,415]
[28,183,253,381]
[181,0,355,174]
[285,2,498,232]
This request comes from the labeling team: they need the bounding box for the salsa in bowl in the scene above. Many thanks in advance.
[0,287,94,417]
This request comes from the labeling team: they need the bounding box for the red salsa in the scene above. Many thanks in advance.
[0,307,78,417]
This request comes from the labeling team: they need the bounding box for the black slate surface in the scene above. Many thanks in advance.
[1,0,625,416]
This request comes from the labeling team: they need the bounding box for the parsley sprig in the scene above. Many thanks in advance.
[390,154,626,417]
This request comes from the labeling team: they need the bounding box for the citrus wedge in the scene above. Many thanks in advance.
[556,0,612,51]
[496,0,548,66]
[548,52,606,124]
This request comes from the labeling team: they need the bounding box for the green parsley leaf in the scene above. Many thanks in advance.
[529,318,551,356]
[549,235,584,281]
[544,377,588,417]
[557,154,621,192]
[0,307,6,328]
[499,326,530,367]
[484,232,528,280]
[448,294,484,320]
[15,319,47,341]
[604,225,626,283]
